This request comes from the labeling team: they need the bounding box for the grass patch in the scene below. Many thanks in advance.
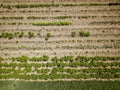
[0,80,120,90]
[32,21,72,26]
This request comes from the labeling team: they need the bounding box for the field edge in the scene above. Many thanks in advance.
[0,80,120,90]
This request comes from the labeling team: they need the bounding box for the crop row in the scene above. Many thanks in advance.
[0,73,119,80]
[32,21,72,26]
[0,21,119,26]
[0,22,28,25]
[0,15,119,20]
[0,32,24,40]
[0,39,119,45]
[0,9,120,13]
[0,16,23,20]
[0,68,120,80]
[0,63,120,77]
[1,43,119,51]
[1,61,119,68]
[1,27,119,32]
[0,21,72,26]
[0,32,52,40]
[28,16,120,19]
[0,55,120,63]
[0,55,120,80]
[0,30,91,40]
[0,67,120,75]
[90,21,120,25]
[0,3,119,9]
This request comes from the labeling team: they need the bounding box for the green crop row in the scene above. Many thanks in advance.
[11,55,49,62]
[0,60,119,68]
[0,32,52,40]
[51,67,120,75]
[0,32,24,40]
[79,31,90,37]
[71,31,90,37]
[0,62,120,74]
[0,73,120,80]
[0,16,24,20]
[28,16,75,19]
[28,15,119,20]
[1,55,120,63]
[0,3,119,9]
[32,21,72,26]
[0,63,120,75]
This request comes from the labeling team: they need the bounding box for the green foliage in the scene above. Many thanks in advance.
[37,69,50,74]
[14,4,59,8]
[19,32,24,38]
[54,16,75,19]
[51,56,59,61]
[32,21,72,26]
[3,5,11,9]
[0,55,120,80]
[45,32,51,41]
[0,16,23,20]
[43,55,49,61]
[8,33,14,40]
[71,31,76,37]
[28,32,34,38]
[1,3,119,10]
[79,31,90,37]
[0,32,14,40]
[11,56,28,62]
[60,56,74,62]
[0,57,3,62]
[28,16,48,19]
[47,32,51,37]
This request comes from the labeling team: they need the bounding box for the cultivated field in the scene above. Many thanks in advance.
[0,0,120,90]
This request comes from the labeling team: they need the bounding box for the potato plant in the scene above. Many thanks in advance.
[32,21,72,26]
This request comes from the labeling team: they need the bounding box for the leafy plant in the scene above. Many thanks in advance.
[28,32,34,38]
[71,31,76,37]
[47,32,51,37]
[43,55,49,61]
[32,21,72,26]
[19,32,24,38]
[79,31,90,37]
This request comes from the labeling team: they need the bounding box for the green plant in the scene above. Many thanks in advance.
[54,16,74,19]
[47,32,51,37]
[32,21,72,26]
[51,56,59,61]
[28,32,34,38]
[3,5,12,9]
[8,34,14,40]
[0,32,14,40]
[43,55,49,61]
[71,31,76,37]
[79,31,90,37]
[19,32,24,38]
